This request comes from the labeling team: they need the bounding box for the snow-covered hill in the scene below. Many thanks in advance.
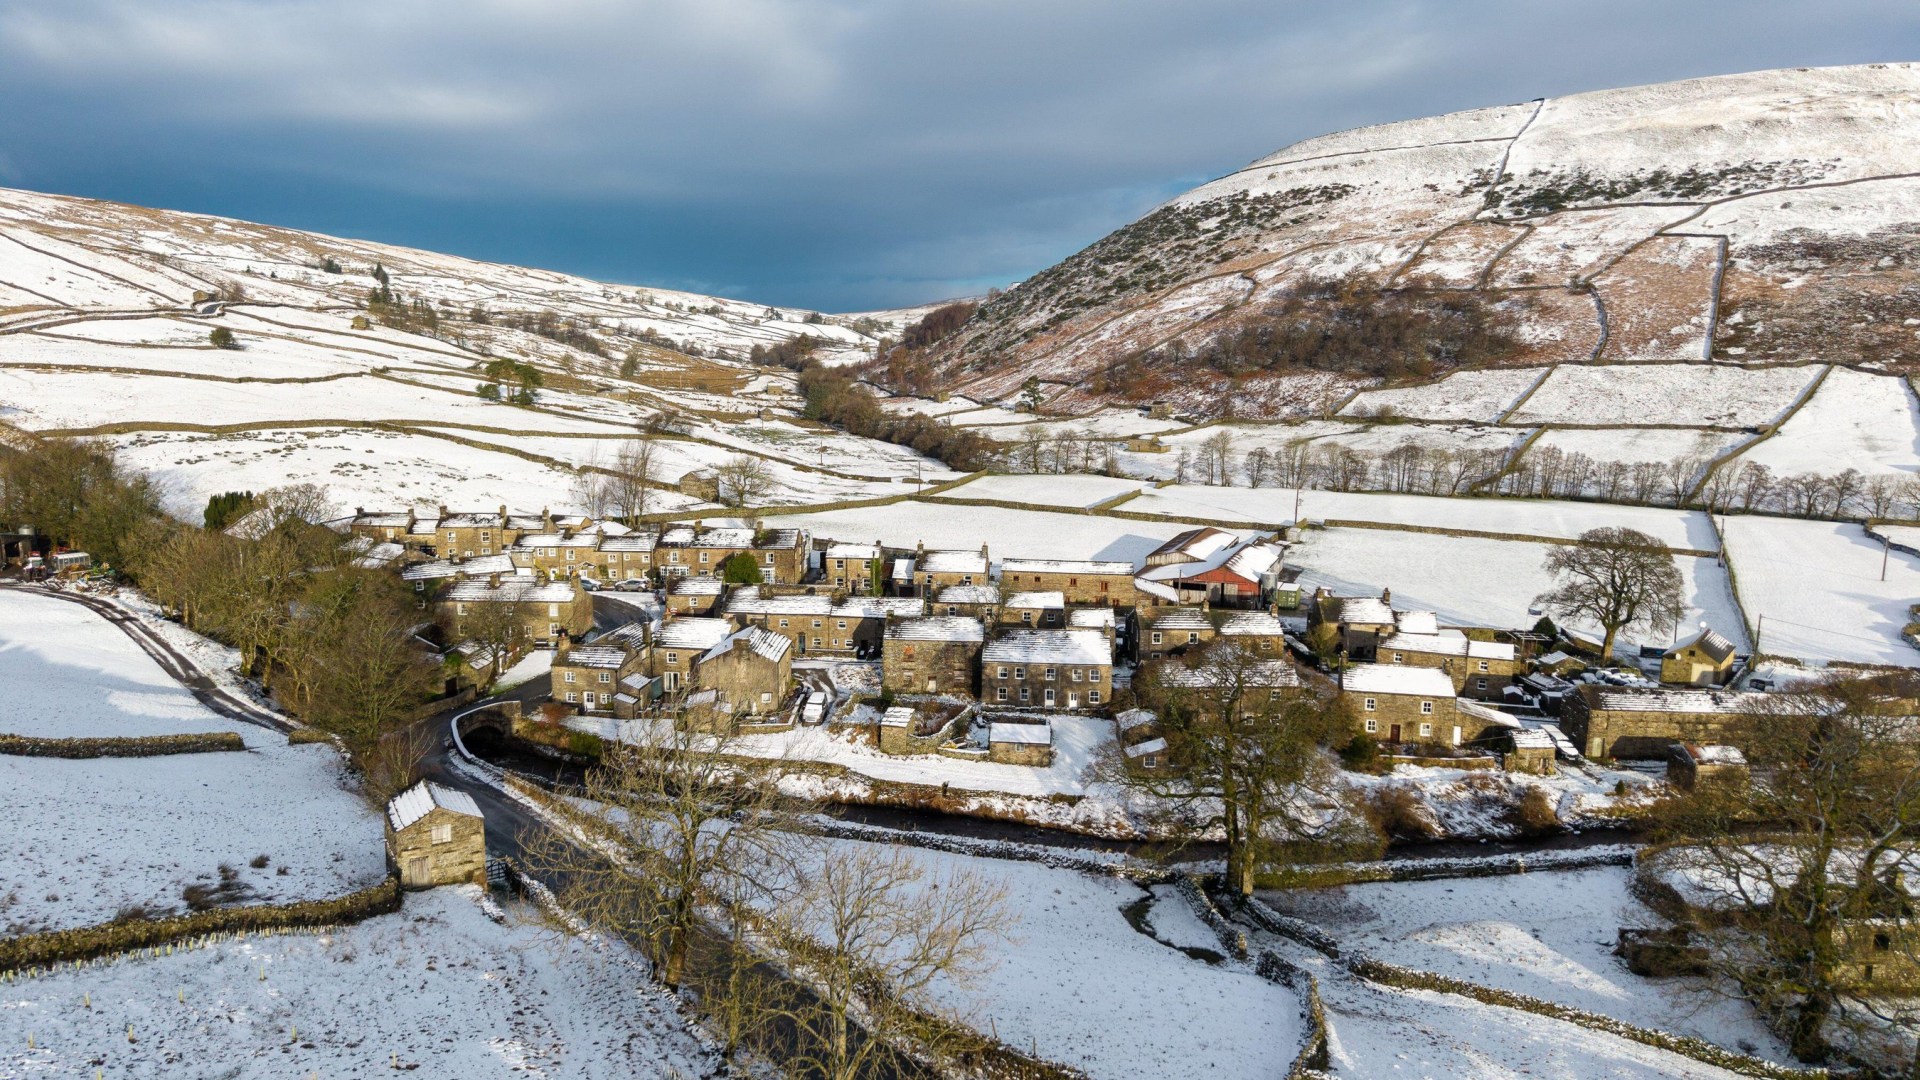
[0,186,957,515]
[918,63,1920,417]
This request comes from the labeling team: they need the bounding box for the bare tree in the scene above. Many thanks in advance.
[572,445,613,520]
[607,436,660,525]
[770,844,1010,1080]
[1649,676,1920,1064]
[1535,526,1684,661]
[1861,474,1901,521]
[1243,446,1273,488]
[520,716,800,990]
[1736,461,1775,513]
[1124,640,1350,896]
[714,454,775,508]
[1826,468,1864,519]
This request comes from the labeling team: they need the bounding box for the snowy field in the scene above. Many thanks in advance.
[1526,426,1750,471]
[1721,516,1920,666]
[1127,487,1714,548]
[757,503,1195,564]
[1337,368,1546,422]
[1733,367,1920,478]
[1288,526,1748,650]
[929,472,1151,508]
[1267,866,1790,1061]
[823,838,1303,1080]
[0,887,716,1079]
[0,589,252,739]
[1505,364,1823,428]
[1,744,386,934]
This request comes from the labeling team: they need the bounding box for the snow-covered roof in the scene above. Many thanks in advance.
[1589,688,1769,714]
[702,626,791,665]
[1342,663,1456,698]
[1138,538,1281,584]
[1124,736,1169,759]
[1002,557,1135,576]
[1004,591,1064,610]
[1677,742,1748,765]
[659,525,758,549]
[599,621,649,648]
[439,511,503,528]
[513,532,598,549]
[1394,610,1440,636]
[1068,608,1117,630]
[1378,632,1516,661]
[1133,577,1180,603]
[352,511,412,528]
[836,597,927,619]
[1218,612,1287,637]
[727,591,833,616]
[1221,543,1283,580]
[880,705,917,727]
[1148,527,1238,562]
[918,549,988,575]
[1115,708,1157,733]
[654,617,733,651]
[1161,659,1300,689]
[989,721,1052,745]
[387,780,481,832]
[403,553,517,581]
[1458,698,1518,728]
[671,578,725,596]
[890,557,917,580]
[1665,627,1737,663]
[886,616,986,643]
[825,542,881,560]
[557,646,630,669]
[1538,650,1578,667]
[350,541,404,569]
[982,629,1112,667]
[442,578,578,603]
[1144,608,1213,631]
[1333,596,1396,625]
[934,584,1000,605]
[1508,729,1555,749]
[599,535,658,553]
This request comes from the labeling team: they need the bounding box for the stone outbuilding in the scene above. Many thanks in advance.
[1666,743,1749,790]
[386,780,487,889]
[1498,728,1558,775]
[987,720,1054,766]
[1660,627,1738,686]
[1561,687,1770,760]
[695,626,794,720]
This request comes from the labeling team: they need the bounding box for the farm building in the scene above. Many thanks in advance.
[386,781,486,889]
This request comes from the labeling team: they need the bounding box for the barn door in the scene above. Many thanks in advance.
[407,856,428,886]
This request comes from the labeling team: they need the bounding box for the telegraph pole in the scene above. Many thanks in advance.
[1882,535,1891,582]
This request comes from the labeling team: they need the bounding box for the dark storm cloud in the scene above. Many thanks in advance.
[0,0,1914,309]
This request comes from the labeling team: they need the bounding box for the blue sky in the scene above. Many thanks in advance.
[1,1,1915,311]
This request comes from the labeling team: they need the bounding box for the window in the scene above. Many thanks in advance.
[812,637,822,648]
[598,672,611,684]
[837,620,848,630]
[778,619,789,628]
[1477,660,1489,672]
[1150,632,1163,645]
[812,619,822,628]
[564,671,577,683]
[997,687,1008,702]
[699,551,710,564]
[1090,670,1103,683]
[1100,581,1109,593]
[1364,718,1378,733]
[1068,577,1078,587]
[760,691,772,703]
[1475,678,1488,691]
[1044,666,1057,681]
[566,549,575,561]
[548,603,560,617]
[1392,652,1404,663]
[1141,753,1157,768]
[1014,668,1025,680]
[1019,686,1030,703]
[1089,690,1101,705]
[1070,668,1082,682]
[1420,700,1434,715]
[1187,632,1199,644]
[1363,697,1377,711]
[666,652,678,665]
[565,691,578,702]
[1022,611,1033,624]
[997,666,1008,679]
[947,605,958,616]
[1419,723,1432,737]
[1875,933,1893,952]
[431,824,453,845]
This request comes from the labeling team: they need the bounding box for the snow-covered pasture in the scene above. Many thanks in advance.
[1265,866,1792,1066]
[0,887,715,1079]
[0,589,251,740]
[757,503,1196,564]
[929,472,1150,509]
[1287,526,1748,650]
[1127,487,1715,549]
[1720,517,1920,667]
[818,838,1303,1080]
[1731,367,1920,479]
[1525,426,1751,473]
[1506,363,1824,428]
[1338,368,1546,422]
[106,427,602,520]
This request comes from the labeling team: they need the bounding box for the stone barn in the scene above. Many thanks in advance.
[1666,743,1749,791]
[988,720,1054,766]
[386,780,487,889]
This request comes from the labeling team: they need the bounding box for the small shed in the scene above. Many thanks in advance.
[1666,743,1748,791]
[987,721,1054,766]
[1661,628,1737,687]
[1500,728,1558,775]
[386,780,487,889]
[1123,736,1170,772]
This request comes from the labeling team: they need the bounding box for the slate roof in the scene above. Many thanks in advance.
[1001,558,1135,576]
[1665,627,1737,664]
[982,629,1112,666]
[1342,663,1456,698]
[886,616,987,643]
[388,780,481,832]
[702,626,791,664]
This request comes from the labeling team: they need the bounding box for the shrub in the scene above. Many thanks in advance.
[1366,786,1441,841]
[1339,733,1381,772]
[720,552,764,585]
[286,727,334,745]
[208,327,238,349]
[249,854,270,869]
[566,731,604,760]
[1508,786,1563,838]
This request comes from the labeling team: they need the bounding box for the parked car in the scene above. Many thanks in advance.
[613,578,649,592]
[579,577,601,592]
[801,692,828,725]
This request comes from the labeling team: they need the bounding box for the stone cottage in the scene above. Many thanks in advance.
[694,626,794,720]
[1660,627,1738,686]
[988,720,1054,765]
[981,628,1114,710]
[386,780,486,889]
[882,616,986,697]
